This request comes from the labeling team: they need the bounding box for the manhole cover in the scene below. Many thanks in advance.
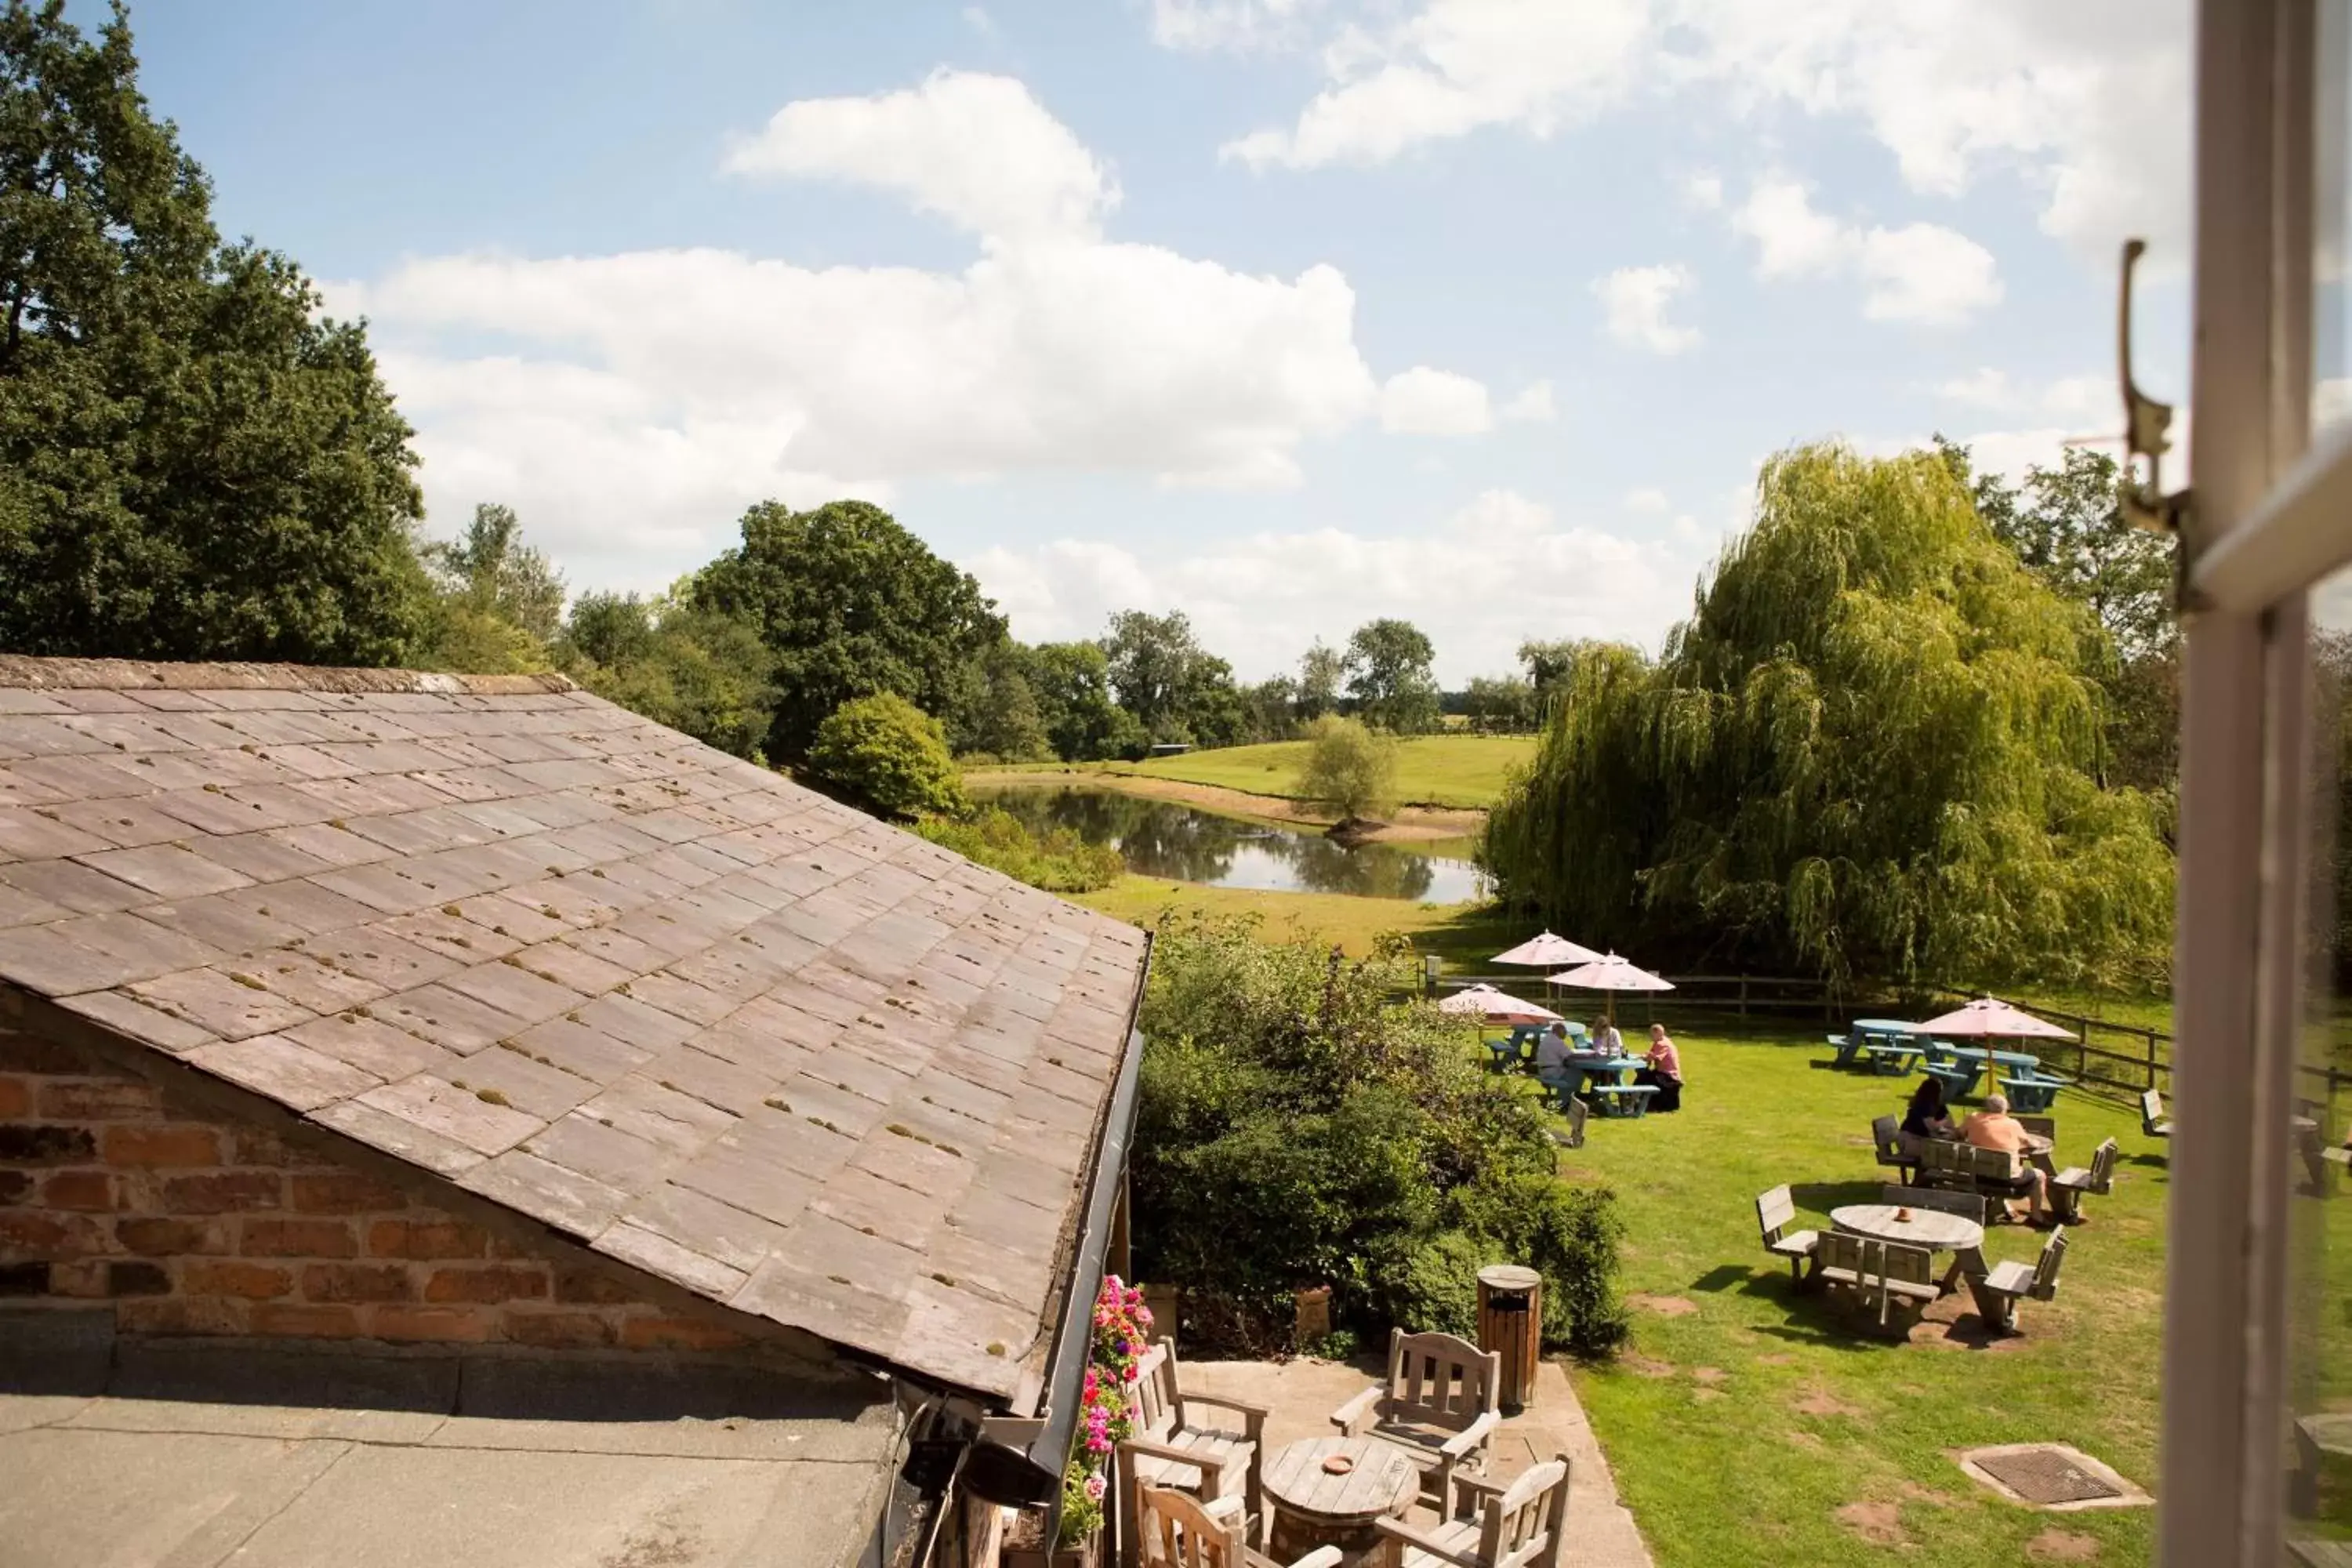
[1956,1443,2150,1511]
[1973,1448,2122,1505]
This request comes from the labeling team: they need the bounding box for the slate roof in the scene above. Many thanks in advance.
[0,658,1150,1403]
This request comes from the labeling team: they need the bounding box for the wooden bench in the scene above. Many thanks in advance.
[1814,1232,1936,1335]
[1871,1114,1917,1185]
[2143,1087,2173,1141]
[1374,1457,1572,1568]
[2287,1540,2352,1568]
[1922,1060,1980,1101]
[2293,1413,2352,1521]
[1824,1033,1864,1069]
[1588,1083,1658,1118]
[1755,1184,1819,1287]
[1330,1329,1502,1511]
[1136,1484,1343,1568]
[2050,1138,2119,1223]
[1966,1226,2067,1335]
[1862,1043,1923,1076]
[1119,1335,1270,1566]
[1998,1073,2067,1113]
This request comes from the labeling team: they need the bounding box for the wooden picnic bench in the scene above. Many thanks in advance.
[1966,1227,2067,1336]
[1813,1231,1939,1336]
[1998,1073,2067,1113]
[1862,1043,1925,1076]
[1588,1083,1658,1117]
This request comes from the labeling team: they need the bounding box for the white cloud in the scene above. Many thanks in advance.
[1623,487,1669,514]
[1592,263,1700,354]
[1500,379,1557,423]
[348,77,1396,583]
[974,488,1704,681]
[724,70,1116,243]
[962,5,996,36]
[1856,223,2001,325]
[1726,179,1999,326]
[1203,1,2187,264]
[1682,170,1724,211]
[1379,366,1494,435]
[1219,0,1650,169]
[1152,0,1322,53]
[1934,368,2113,429]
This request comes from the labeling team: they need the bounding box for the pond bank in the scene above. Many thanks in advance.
[961,764,1486,843]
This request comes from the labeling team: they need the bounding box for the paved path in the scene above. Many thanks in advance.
[1182,1354,1652,1567]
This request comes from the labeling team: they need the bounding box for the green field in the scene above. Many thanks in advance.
[1103,734,1537,811]
[1550,1026,2164,1563]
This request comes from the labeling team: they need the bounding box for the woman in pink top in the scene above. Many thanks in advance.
[1637,1024,1682,1112]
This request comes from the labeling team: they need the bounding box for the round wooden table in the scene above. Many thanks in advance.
[1263,1436,1419,1566]
[1833,1203,1987,1290]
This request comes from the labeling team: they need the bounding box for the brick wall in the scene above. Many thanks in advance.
[0,1023,757,1353]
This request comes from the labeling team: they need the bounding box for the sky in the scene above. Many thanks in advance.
[110,0,2196,685]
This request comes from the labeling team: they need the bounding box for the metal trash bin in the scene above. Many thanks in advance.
[1476,1264,1542,1411]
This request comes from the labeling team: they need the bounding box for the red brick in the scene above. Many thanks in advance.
[41,1170,114,1211]
[619,1316,750,1352]
[249,1303,361,1338]
[0,1036,99,1074]
[0,1211,68,1251]
[116,1216,228,1255]
[488,1233,532,1259]
[551,1265,638,1305]
[0,1124,96,1163]
[503,1310,615,1349]
[184,1261,295,1300]
[46,1259,109,1298]
[369,1305,492,1344]
[423,1265,546,1305]
[0,1261,48,1294]
[301,1263,412,1304]
[366,1218,488,1260]
[240,1218,357,1258]
[106,1260,171,1296]
[0,1171,27,1205]
[227,1127,305,1167]
[161,1172,282,1214]
[0,1075,29,1117]
[287,1171,408,1214]
[102,1124,219,1168]
[119,1297,245,1335]
[35,1079,158,1120]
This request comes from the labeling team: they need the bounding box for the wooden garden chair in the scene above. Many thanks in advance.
[1755,1184,1819,1287]
[1812,1230,1870,1302]
[1373,1456,1572,1568]
[2050,1138,2119,1223]
[1966,1226,2067,1335]
[1869,1240,1940,1335]
[1330,1328,1502,1510]
[1134,1483,1341,1568]
[2142,1088,2173,1140]
[1871,1114,1918,1184]
[1120,1337,1269,1567]
[1914,1138,1972,1191]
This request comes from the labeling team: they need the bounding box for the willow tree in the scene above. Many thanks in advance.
[1483,442,2174,990]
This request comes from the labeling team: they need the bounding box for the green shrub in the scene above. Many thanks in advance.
[805,693,967,819]
[913,808,1124,893]
[1297,714,1397,822]
[1129,913,1625,1357]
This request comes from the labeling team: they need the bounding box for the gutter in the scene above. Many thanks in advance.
[963,1003,1149,1515]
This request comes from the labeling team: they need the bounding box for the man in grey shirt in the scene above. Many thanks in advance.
[1535,1022,1574,1077]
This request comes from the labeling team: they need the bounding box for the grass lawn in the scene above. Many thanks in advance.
[1104,734,1537,811]
[1073,876,1519,968]
[1548,1027,2163,1564]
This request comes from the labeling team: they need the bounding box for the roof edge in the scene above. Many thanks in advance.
[0,655,575,697]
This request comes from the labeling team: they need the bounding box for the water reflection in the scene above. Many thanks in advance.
[972,784,1486,902]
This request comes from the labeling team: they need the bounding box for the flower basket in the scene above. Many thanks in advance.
[1000,1512,1099,1568]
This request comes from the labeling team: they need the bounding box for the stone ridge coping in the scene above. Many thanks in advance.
[0,656,576,698]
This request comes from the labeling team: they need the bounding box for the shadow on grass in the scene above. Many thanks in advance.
[1688,1265,1752,1294]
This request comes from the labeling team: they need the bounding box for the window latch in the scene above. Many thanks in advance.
[2118,238,2191,538]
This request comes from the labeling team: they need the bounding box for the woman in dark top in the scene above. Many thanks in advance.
[1900,1076,1955,1157]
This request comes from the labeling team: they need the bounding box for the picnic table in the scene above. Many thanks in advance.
[1552,1053,1654,1116]
[1832,1203,1988,1290]
[1485,1020,1586,1072]
[1861,1042,1926,1076]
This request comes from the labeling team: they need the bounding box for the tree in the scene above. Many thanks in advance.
[1461,674,1535,732]
[0,1,435,664]
[1343,619,1441,733]
[1297,715,1398,822]
[950,641,1054,762]
[557,591,779,762]
[1298,641,1345,720]
[1238,675,1300,743]
[1483,441,2176,991]
[423,504,565,643]
[1029,641,1144,760]
[1102,610,1207,738]
[804,693,967,819]
[691,499,1005,760]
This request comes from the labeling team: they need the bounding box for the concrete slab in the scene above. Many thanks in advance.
[0,1426,353,1568]
[1181,1355,1654,1568]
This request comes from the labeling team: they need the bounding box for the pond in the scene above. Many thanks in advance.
[971,783,1488,903]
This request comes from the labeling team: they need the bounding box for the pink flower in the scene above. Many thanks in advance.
[1084,1472,1108,1503]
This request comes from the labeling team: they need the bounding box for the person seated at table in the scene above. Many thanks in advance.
[1534,1021,1575,1080]
[1592,1017,1624,1057]
[1899,1076,1957,1159]
[1960,1094,2049,1222]
[1635,1023,1682,1112]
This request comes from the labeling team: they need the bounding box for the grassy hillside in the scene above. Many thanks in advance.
[1105,734,1536,810]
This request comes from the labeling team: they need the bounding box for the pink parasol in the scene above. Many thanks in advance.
[1544,953,1672,1025]
[1436,984,1561,1023]
[1911,996,2077,1040]
[1491,931,1606,968]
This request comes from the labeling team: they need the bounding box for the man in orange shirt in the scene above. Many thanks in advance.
[1960,1094,2048,1221]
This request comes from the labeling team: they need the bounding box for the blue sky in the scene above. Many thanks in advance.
[114,0,2194,683]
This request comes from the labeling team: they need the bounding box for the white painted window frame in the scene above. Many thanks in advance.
[2165,0,2321,1563]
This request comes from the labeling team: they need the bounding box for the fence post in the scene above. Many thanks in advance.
[1738,976,1748,1022]
[2147,1029,2158,1092]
